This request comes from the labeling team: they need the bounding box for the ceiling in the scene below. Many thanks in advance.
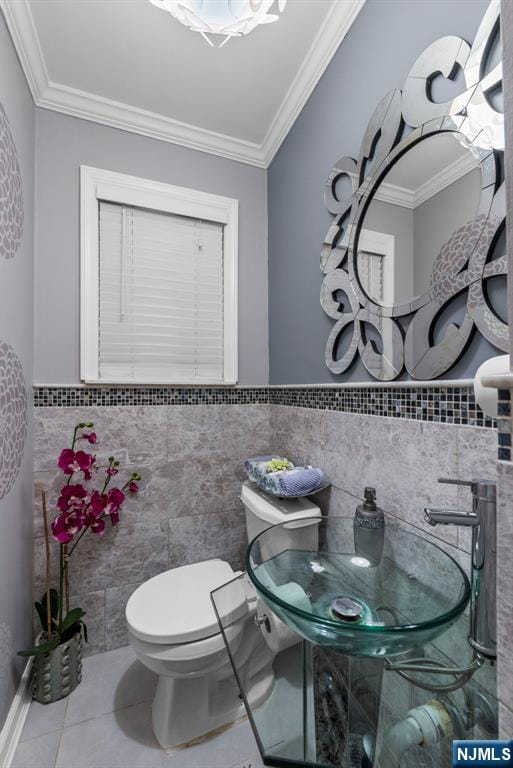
[1,0,365,167]
[366,134,479,210]
[387,133,477,191]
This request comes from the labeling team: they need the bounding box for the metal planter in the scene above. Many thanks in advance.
[32,630,83,704]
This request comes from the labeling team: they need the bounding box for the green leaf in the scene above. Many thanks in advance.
[60,608,86,634]
[18,637,60,657]
[36,589,59,621]
[35,590,60,632]
[61,617,87,645]
[34,601,45,632]
[61,627,77,643]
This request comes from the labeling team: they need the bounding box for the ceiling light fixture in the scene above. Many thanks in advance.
[148,0,287,48]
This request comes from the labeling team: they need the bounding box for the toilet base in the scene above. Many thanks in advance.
[152,655,274,749]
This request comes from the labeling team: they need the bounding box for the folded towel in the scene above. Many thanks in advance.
[258,466,326,497]
[244,456,286,483]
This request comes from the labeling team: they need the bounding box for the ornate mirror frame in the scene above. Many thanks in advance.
[320,0,507,381]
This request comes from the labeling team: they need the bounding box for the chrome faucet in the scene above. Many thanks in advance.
[424,478,496,659]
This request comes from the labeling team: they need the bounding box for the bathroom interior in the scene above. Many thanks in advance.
[0,0,512,766]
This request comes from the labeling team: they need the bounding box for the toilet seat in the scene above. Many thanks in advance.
[129,622,241,663]
[126,559,247,645]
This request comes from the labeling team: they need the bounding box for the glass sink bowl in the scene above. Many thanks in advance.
[246,516,470,658]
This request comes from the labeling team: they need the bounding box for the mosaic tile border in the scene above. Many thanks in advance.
[267,386,495,428]
[33,385,496,428]
[498,389,512,461]
[33,386,270,408]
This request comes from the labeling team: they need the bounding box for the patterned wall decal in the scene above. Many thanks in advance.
[0,102,24,260]
[0,622,12,698]
[0,342,27,500]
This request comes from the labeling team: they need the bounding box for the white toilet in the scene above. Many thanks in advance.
[126,480,321,749]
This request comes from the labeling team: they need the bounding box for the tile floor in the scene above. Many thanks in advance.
[12,646,264,768]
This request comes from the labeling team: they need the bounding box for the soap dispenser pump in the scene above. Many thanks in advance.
[354,487,385,567]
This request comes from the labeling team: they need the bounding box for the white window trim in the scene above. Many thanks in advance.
[80,165,238,385]
[358,228,395,306]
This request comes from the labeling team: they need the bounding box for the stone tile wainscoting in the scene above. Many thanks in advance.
[270,403,498,555]
[33,400,273,656]
[496,384,512,734]
[33,384,498,660]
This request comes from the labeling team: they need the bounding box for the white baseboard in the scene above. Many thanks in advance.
[0,660,33,768]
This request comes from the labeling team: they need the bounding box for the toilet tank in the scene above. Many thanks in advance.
[241,481,321,561]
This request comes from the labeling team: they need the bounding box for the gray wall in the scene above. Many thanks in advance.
[0,13,34,729]
[268,0,500,384]
[498,0,513,737]
[34,110,269,385]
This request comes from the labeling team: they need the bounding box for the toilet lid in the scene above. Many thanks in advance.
[126,559,248,645]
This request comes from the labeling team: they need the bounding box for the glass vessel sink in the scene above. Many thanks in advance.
[246,516,470,658]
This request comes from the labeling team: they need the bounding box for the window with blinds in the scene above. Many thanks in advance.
[98,202,224,382]
[80,166,238,385]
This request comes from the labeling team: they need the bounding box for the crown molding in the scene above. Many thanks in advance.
[414,151,478,207]
[352,152,478,210]
[0,0,364,168]
[38,81,267,167]
[0,0,48,96]
[260,0,366,166]
[372,178,414,209]
[0,0,265,166]
[352,172,414,208]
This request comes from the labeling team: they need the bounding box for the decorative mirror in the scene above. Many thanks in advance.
[320,0,507,381]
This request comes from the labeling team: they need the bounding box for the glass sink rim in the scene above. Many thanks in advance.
[245,516,471,635]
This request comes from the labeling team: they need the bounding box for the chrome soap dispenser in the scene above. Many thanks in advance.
[354,487,385,567]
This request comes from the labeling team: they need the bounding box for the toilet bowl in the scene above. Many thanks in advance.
[126,559,274,749]
[126,481,321,749]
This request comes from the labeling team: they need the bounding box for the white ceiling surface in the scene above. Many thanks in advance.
[2,0,365,166]
[363,134,479,211]
[388,134,477,191]
[29,0,330,144]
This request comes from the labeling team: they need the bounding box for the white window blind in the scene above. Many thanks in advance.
[98,201,225,382]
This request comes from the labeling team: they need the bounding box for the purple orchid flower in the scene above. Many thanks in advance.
[89,518,106,536]
[51,513,75,544]
[80,432,97,445]
[50,424,140,547]
[58,449,95,480]
[57,484,88,513]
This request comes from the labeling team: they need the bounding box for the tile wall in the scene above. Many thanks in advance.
[33,404,273,655]
[33,385,500,660]
[498,0,513,733]
[270,404,498,555]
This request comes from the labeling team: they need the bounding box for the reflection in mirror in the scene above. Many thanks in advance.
[356,133,482,307]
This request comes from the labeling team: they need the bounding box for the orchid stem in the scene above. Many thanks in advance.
[64,545,70,615]
[71,425,80,451]
[66,526,88,559]
[58,545,64,634]
[41,491,52,636]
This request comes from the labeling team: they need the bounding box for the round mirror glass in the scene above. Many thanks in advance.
[355,132,482,308]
